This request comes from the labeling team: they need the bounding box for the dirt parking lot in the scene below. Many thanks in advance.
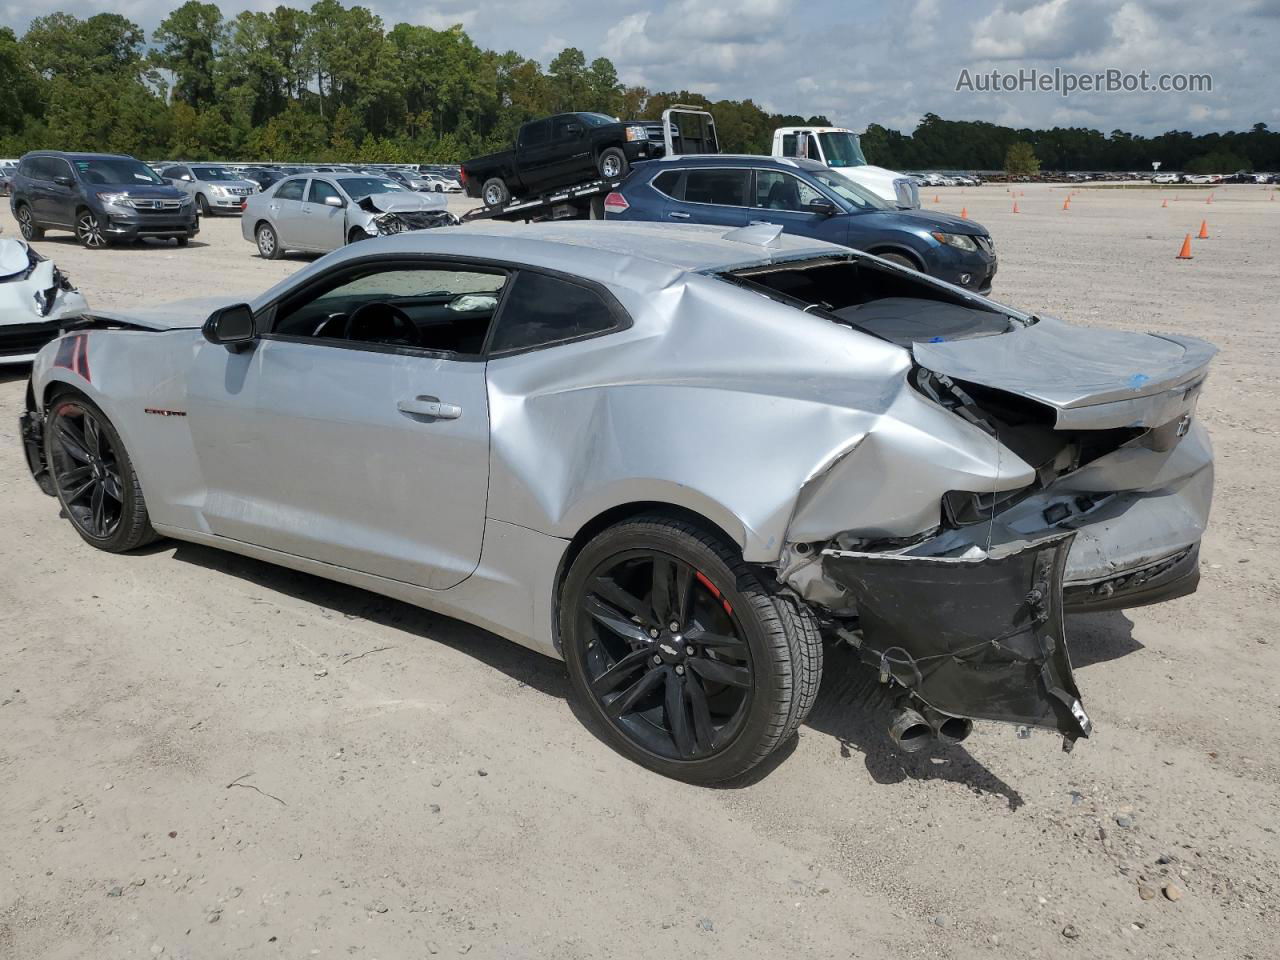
[1,184,1277,959]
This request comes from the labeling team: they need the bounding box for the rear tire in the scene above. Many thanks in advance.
[559,515,822,784]
[44,394,159,553]
[482,177,510,206]
[598,148,629,181]
[16,204,43,240]
[256,222,281,259]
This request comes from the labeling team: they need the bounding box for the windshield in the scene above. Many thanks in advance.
[809,168,889,211]
[192,166,239,181]
[817,132,868,168]
[339,177,409,200]
[580,113,618,127]
[73,156,164,186]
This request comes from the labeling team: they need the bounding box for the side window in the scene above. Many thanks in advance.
[272,264,508,356]
[45,157,75,183]
[683,169,751,206]
[520,120,550,147]
[275,178,305,201]
[781,133,798,158]
[161,166,183,180]
[651,169,683,199]
[308,179,342,205]
[488,271,621,355]
[754,171,823,211]
[803,134,820,162]
[552,116,579,140]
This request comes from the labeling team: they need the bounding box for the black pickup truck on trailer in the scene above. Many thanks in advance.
[461,112,667,207]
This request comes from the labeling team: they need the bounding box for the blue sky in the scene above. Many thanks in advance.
[3,0,1277,135]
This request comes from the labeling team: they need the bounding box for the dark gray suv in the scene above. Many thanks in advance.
[9,152,198,248]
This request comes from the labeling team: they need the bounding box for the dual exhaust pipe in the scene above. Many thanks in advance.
[887,699,973,753]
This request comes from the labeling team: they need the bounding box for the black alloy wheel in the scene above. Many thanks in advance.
[48,401,123,539]
[561,517,822,783]
[45,396,158,552]
[580,548,755,761]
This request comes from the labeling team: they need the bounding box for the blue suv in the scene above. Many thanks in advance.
[604,155,997,293]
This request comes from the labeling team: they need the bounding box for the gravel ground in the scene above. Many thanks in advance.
[1,184,1277,959]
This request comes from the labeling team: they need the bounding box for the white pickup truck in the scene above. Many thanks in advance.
[772,127,919,209]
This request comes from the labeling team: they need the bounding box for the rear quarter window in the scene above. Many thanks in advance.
[652,169,683,199]
[488,271,623,355]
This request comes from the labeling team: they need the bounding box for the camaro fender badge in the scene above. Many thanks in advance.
[53,333,91,382]
[144,408,188,417]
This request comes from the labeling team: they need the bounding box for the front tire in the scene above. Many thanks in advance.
[598,148,629,180]
[256,222,281,259]
[347,227,370,245]
[560,516,822,784]
[481,177,510,206]
[75,210,108,249]
[197,193,211,216]
[875,251,920,271]
[45,394,159,553]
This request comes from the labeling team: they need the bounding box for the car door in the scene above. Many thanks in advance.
[163,165,194,199]
[666,167,752,227]
[550,115,592,184]
[746,170,850,244]
[268,177,308,246]
[183,258,505,590]
[33,157,77,227]
[515,119,554,192]
[296,178,346,250]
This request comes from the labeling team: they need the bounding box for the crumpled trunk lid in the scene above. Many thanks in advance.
[912,316,1217,429]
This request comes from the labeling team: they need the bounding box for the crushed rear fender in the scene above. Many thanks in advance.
[822,531,1092,747]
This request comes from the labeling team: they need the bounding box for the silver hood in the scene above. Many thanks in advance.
[361,192,447,213]
[89,295,255,331]
[912,315,1217,429]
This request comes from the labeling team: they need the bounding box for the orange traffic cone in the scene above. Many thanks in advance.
[1176,233,1193,259]
[1161,198,1168,207]
[933,194,940,203]
[960,207,968,219]
[1197,219,1209,239]
[1012,201,1020,213]
[1062,197,1070,210]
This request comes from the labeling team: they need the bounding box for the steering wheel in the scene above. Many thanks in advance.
[342,301,420,346]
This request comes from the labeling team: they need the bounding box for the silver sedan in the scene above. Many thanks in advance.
[241,173,455,258]
[19,222,1214,783]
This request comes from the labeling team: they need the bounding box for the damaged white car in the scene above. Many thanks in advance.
[241,172,457,258]
[19,222,1213,783]
[0,231,87,364]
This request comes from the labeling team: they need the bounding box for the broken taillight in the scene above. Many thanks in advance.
[603,192,629,214]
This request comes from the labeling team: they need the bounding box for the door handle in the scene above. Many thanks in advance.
[398,395,462,420]
[668,211,690,219]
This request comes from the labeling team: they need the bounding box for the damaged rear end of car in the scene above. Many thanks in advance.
[726,252,1215,752]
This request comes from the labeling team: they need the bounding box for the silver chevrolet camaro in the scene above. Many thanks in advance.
[19,222,1214,783]
[241,172,456,258]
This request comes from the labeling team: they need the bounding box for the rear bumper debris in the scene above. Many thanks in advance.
[822,531,1092,748]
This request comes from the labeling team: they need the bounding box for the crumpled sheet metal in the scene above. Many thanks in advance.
[0,247,88,330]
[913,316,1217,428]
[482,269,1022,561]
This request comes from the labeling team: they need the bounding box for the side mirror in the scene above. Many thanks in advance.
[808,199,837,217]
[324,194,344,208]
[52,175,74,187]
[203,303,257,351]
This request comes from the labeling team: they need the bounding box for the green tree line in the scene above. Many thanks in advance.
[2,3,1276,173]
